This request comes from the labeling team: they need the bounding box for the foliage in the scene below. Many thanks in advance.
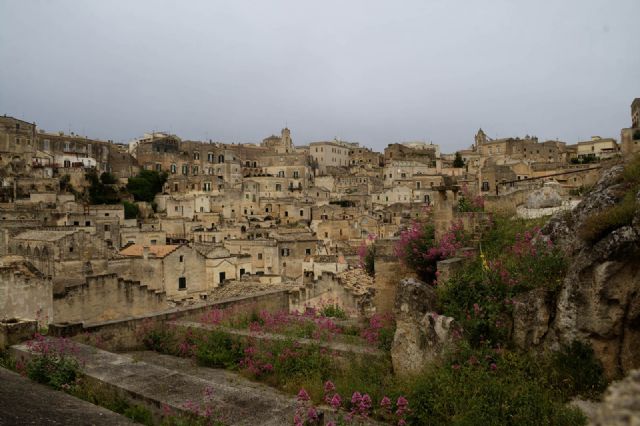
[453,151,465,168]
[294,383,409,426]
[122,200,140,219]
[406,344,587,426]
[319,304,347,320]
[86,169,121,204]
[440,224,566,347]
[457,185,484,213]
[361,313,396,352]
[547,340,608,400]
[24,334,81,391]
[59,174,73,193]
[195,330,243,369]
[358,235,376,277]
[579,154,639,243]
[329,200,355,207]
[395,218,467,283]
[127,170,168,203]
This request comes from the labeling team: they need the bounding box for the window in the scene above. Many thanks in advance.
[170,164,177,174]
[482,181,490,191]
[300,209,304,216]
[258,253,263,260]
[293,171,299,179]
[192,165,199,175]
[284,211,289,217]
[219,272,226,282]
[104,225,110,231]
[179,255,184,262]
[324,232,328,238]
[182,164,188,175]
[150,239,157,245]
[85,221,91,226]
[194,152,200,160]
[207,153,214,162]
[155,164,161,171]
[240,268,245,276]
[69,247,74,253]
[178,277,187,290]
[305,248,311,255]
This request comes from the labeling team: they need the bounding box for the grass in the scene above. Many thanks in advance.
[579,154,640,243]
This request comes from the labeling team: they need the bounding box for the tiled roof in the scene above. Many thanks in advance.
[119,244,181,258]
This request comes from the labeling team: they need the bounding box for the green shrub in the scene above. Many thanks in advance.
[27,353,79,390]
[195,330,243,369]
[580,155,639,243]
[548,340,608,400]
[319,304,347,320]
[407,348,587,426]
[122,201,140,219]
[579,191,636,243]
[123,405,154,425]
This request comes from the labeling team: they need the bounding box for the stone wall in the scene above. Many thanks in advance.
[0,265,52,326]
[49,289,290,351]
[53,274,168,325]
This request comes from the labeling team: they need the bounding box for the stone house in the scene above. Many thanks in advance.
[116,244,208,301]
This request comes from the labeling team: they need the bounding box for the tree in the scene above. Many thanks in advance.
[126,170,168,203]
[453,152,465,168]
[122,201,140,219]
[85,170,121,204]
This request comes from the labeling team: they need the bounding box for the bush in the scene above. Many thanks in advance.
[25,335,80,391]
[407,347,587,426]
[439,220,566,347]
[548,340,608,400]
[579,191,636,242]
[320,304,347,320]
[122,201,140,219]
[195,330,243,369]
[127,170,168,203]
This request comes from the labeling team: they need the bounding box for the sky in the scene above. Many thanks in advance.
[1,0,639,152]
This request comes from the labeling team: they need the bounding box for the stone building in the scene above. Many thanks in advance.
[621,98,640,155]
[0,116,37,166]
[115,244,208,301]
[309,141,350,175]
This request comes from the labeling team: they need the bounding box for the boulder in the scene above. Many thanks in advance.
[511,287,553,349]
[526,184,562,209]
[587,369,640,425]
[391,278,459,376]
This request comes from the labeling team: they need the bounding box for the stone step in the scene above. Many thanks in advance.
[172,320,384,357]
[10,339,296,426]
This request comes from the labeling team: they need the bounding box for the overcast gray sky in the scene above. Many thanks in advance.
[1,0,639,151]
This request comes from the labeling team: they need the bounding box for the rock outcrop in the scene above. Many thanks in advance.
[391,278,459,376]
[587,369,640,425]
[542,163,640,377]
[526,183,562,209]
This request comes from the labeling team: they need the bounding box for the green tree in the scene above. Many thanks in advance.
[122,201,140,219]
[86,170,120,204]
[453,151,465,168]
[126,170,168,203]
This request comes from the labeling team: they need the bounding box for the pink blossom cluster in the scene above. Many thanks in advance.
[26,333,81,360]
[360,313,394,346]
[294,382,409,425]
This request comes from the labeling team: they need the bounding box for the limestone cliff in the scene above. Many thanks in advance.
[541,163,640,377]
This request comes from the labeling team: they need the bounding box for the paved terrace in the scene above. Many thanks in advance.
[10,340,296,426]
[172,320,384,357]
[0,367,135,426]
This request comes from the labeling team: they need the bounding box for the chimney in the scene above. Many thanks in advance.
[143,246,149,260]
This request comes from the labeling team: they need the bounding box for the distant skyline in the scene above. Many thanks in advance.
[1,0,639,151]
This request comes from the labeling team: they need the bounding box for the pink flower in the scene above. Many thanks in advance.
[297,388,310,402]
[380,396,392,410]
[330,393,342,410]
[490,363,497,371]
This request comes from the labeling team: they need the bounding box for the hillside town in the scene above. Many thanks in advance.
[1,98,639,326]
